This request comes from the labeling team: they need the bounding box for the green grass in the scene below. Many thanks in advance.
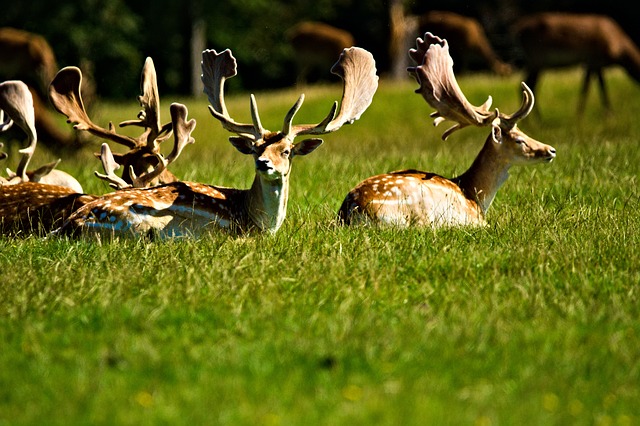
[1,67,639,425]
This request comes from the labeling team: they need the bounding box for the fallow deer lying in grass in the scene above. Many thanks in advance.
[0,80,93,235]
[0,80,83,191]
[514,12,640,114]
[338,33,556,228]
[49,57,180,188]
[0,72,195,236]
[54,47,378,239]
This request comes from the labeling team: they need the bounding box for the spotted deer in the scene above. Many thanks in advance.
[514,12,640,114]
[49,57,180,187]
[0,80,83,191]
[338,33,556,228]
[0,80,94,235]
[54,47,378,239]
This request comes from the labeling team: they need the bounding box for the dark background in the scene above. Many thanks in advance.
[1,0,636,99]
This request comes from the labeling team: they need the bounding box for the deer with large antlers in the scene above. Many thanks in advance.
[338,33,555,228]
[49,57,180,188]
[0,80,94,235]
[514,12,640,114]
[0,80,83,191]
[54,47,378,239]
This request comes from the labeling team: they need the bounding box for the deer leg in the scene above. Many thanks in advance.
[595,70,610,112]
[578,68,593,115]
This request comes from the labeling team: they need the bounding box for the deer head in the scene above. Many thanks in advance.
[410,32,555,209]
[0,80,83,192]
[49,57,181,187]
[201,47,378,230]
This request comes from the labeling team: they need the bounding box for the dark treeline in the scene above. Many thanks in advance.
[1,0,635,99]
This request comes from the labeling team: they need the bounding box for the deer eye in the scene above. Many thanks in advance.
[515,137,524,145]
[282,149,291,157]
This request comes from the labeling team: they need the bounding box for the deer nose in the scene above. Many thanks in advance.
[256,158,273,172]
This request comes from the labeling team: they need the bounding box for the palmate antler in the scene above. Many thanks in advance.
[408,32,535,140]
[95,103,196,189]
[49,58,178,186]
[201,46,378,143]
[407,32,495,140]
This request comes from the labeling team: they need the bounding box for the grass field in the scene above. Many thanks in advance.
[1,67,639,425]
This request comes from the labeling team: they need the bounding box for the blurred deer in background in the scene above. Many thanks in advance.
[287,21,355,85]
[0,28,58,99]
[339,33,555,228]
[388,3,511,80]
[0,80,94,235]
[49,57,183,188]
[55,47,378,239]
[514,12,640,114]
[0,27,88,151]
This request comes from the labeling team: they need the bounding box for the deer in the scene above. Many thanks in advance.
[287,21,356,85]
[0,79,83,191]
[0,27,85,151]
[388,4,511,80]
[52,46,378,239]
[338,33,556,228]
[0,27,58,100]
[0,80,95,235]
[0,99,195,237]
[513,12,640,114]
[49,57,182,188]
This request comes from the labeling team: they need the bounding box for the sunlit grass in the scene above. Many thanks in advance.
[1,67,639,425]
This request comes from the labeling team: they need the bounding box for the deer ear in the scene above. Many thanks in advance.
[30,159,61,181]
[293,138,323,156]
[490,123,503,145]
[229,136,254,155]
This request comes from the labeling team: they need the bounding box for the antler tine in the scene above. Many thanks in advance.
[49,67,138,149]
[0,109,13,132]
[290,47,379,136]
[201,49,263,141]
[408,32,496,140]
[0,80,37,181]
[127,103,196,188]
[94,143,131,189]
[499,82,535,128]
[119,57,173,148]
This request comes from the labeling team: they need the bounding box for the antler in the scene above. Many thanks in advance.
[201,49,265,142]
[0,80,38,181]
[408,32,495,140]
[95,103,195,189]
[49,66,138,148]
[0,109,13,132]
[288,47,379,136]
[50,58,179,186]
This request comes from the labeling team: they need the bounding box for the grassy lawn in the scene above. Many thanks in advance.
[1,67,639,425]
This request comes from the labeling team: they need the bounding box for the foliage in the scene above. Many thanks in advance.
[1,68,640,424]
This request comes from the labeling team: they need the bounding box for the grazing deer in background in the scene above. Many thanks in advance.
[287,21,355,85]
[0,27,86,151]
[388,3,511,80]
[0,27,58,100]
[0,80,83,191]
[514,12,640,114]
[338,33,555,228]
[49,57,181,188]
[0,80,95,235]
[54,47,378,239]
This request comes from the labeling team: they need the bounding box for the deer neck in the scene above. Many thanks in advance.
[454,140,511,214]
[245,173,290,233]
